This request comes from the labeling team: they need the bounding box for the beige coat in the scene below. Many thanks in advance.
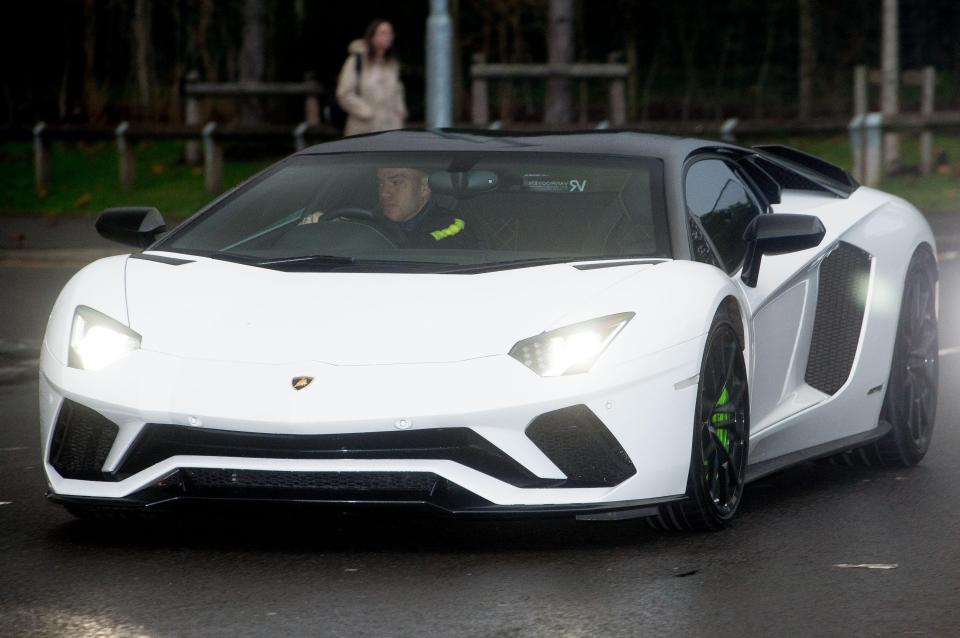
[336,39,407,136]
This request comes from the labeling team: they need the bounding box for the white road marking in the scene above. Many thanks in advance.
[0,502,11,507]
[938,250,959,262]
[0,447,27,452]
[938,346,960,357]
[833,563,898,570]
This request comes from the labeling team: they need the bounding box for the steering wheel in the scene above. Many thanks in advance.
[324,207,376,222]
[299,206,401,247]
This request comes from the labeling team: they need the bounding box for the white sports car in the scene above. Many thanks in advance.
[39,130,938,530]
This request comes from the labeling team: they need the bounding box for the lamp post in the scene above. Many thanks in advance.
[426,0,453,129]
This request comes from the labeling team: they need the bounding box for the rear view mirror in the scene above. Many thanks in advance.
[741,213,825,287]
[429,170,498,196]
[96,207,167,249]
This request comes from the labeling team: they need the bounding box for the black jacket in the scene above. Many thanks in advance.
[386,200,478,249]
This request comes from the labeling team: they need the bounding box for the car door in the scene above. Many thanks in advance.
[684,156,812,433]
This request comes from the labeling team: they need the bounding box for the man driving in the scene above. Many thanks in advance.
[302,167,477,248]
[378,167,477,248]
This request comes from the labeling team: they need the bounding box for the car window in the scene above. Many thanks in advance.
[685,159,761,273]
[155,153,671,271]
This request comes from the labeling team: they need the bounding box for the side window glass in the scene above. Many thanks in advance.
[685,159,761,273]
[689,217,722,268]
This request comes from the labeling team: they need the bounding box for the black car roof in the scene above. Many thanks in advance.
[297,129,719,163]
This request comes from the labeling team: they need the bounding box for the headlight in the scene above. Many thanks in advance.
[68,306,141,370]
[509,312,634,376]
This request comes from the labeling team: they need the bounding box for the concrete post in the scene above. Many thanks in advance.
[303,72,320,127]
[115,121,136,192]
[920,66,935,176]
[202,122,223,194]
[608,52,626,127]
[32,122,50,198]
[848,114,865,183]
[578,80,589,126]
[293,122,308,152]
[864,112,883,187]
[498,80,514,124]
[184,70,201,165]
[426,0,453,129]
[720,118,739,143]
[470,53,489,126]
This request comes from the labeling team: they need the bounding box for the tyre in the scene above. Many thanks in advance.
[652,303,750,532]
[827,246,938,467]
[873,247,939,465]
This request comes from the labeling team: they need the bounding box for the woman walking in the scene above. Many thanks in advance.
[336,20,407,136]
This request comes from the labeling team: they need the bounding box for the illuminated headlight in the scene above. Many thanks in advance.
[509,312,634,376]
[68,306,141,371]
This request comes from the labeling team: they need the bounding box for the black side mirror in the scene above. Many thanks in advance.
[95,207,167,249]
[741,214,825,287]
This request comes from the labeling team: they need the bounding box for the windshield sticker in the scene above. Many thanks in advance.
[523,173,589,193]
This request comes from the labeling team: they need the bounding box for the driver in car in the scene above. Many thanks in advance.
[301,167,478,249]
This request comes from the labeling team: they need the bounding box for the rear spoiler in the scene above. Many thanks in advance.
[753,144,859,197]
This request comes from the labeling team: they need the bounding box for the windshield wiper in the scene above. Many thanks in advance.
[254,254,356,266]
[440,255,664,274]
[251,254,464,271]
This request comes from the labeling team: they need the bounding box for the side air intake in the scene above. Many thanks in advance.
[805,242,872,395]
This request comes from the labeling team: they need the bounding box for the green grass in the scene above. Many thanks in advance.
[2,134,960,217]
[0,140,280,218]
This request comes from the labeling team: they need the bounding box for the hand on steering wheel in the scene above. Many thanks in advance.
[324,207,376,222]
[299,207,376,226]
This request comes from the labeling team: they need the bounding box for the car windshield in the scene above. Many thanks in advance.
[155,152,670,272]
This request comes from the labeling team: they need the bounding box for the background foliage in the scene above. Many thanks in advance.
[5,0,960,126]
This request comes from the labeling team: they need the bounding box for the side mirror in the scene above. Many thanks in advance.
[741,213,825,287]
[95,207,166,249]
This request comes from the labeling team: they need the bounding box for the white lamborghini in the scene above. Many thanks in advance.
[38,130,938,531]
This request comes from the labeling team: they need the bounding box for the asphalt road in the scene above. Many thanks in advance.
[2,224,960,637]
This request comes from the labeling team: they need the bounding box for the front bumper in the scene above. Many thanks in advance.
[39,337,703,514]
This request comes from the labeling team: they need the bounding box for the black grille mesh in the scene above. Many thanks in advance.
[49,400,119,479]
[182,469,437,494]
[805,242,872,395]
[525,405,636,486]
[117,424,543,487]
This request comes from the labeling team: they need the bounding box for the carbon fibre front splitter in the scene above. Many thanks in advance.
[47,476,686,521]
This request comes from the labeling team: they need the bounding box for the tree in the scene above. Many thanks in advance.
[798,0,815,120]
[239,0,266,124]
[544,0,573,124]
[881,0,900,169]
[132,0,154,119]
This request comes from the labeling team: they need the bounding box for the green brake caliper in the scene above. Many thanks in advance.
[705,386,733,485]
[712,386,732,451]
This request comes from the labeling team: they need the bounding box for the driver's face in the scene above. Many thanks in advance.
[377,168,430,222]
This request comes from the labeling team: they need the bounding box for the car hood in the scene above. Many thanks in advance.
[125,255,658,365]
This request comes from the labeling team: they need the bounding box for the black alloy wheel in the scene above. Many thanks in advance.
[653,304,750,532]
[873,248,939,466]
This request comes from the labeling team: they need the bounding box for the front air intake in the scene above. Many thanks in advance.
[181,469,439,495]
[49,400,119,479]
[525,405,636,487]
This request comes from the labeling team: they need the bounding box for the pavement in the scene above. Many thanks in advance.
[0,215,167,268]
